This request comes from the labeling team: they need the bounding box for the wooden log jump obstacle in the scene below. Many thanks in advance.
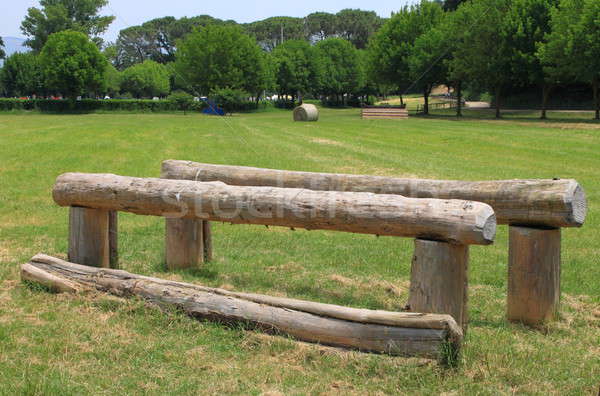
[361,106,409,120]
[161,160,588,327]
[21,254,463,363]
[53,172,496,334]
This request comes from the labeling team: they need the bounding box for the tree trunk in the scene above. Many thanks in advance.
[456,81,462,117]
[162,160,588,229]
[593,77,599,120]
[495,86,502,119]
[21,254,463,363]
[400,95,404,106]
[53,173,497,246]
[541,84,552,120]
[423,90,430,115]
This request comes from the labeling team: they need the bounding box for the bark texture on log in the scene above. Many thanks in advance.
[408,240,469,330]
[53,173,496,245]
[109,211,119,269]
[202,220,212,262]
[162,160,587,228]
[508,226,561,326]
[21,254,462,362]
[68,207,110,268]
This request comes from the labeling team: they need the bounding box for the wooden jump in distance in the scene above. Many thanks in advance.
[22,254,463,363]
[53,172,496,331]
[161,160,588,327]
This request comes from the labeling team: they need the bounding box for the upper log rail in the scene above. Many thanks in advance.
[53,173,496,246]
[162,160,587,228]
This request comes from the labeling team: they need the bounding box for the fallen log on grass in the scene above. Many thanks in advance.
[21,254,462,362]
[162,160,587,228]
[53,173,496,245]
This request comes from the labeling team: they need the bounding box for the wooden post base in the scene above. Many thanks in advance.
[508,226,561,326]
[165,218,207,269]
[408,239,469,330]
[68,207,110,268]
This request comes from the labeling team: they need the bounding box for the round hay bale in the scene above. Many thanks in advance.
[293,104,319,122]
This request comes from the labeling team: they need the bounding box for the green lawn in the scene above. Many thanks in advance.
[0,108,599,395]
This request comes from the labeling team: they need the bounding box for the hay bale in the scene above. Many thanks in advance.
[293,104,319,122]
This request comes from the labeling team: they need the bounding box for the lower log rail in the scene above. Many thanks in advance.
[21,254,463,364]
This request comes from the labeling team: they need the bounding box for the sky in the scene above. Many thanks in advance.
[1,0,414,42]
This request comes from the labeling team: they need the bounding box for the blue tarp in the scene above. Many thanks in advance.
[201,99,225,116]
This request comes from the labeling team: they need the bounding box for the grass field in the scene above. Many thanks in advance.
[1,108,599,395]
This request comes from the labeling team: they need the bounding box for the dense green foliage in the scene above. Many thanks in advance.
[120,60,170,98]
[538,0,600,118]
[39,30,107,99]
[113,15,235,69]
[315,38,363,105]
[272,40,323,101]
[20,0,115,52]
[0,37,5,60]
[368,1,445,108]
[1,0,600,116]
[167,90,195,114]
[175,25,267,97]
[0,53,44,97]
[0,98,204,112]
[210,87,259,113]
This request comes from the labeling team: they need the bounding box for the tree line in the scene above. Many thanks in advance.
[0,0,599,119]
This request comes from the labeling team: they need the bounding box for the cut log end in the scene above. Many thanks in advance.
[570,183,587,227]
[481,212,497,245]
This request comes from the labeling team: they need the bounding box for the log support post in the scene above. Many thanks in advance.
[108,211,119,269]
[408,239,469,330]
[68,207,111,268]
[202,220,212,262]
[165,218,210,269]
[507,226,561,326]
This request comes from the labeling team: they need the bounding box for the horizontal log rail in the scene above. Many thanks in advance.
[161,160,589,327]
[21,254,462,363]
[53,172,496,246]
[162,160,587,228]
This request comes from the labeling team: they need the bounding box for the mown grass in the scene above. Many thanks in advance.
[0,108,599,395]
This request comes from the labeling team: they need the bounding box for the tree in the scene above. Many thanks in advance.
[103,64,121,97]
[113,15,232,69]
[538,0,600,119]
[503,0,558,119]
[245,17,306,51]
[408,26,449,114]
[446,0,513,118]
[39,30,107,99]
[168,90,195,114]
[175,25,269,97]
[0,53,44,97]
[305,12,338,42]
[315,38,363,105]
[21,0,115,52]
[443,0,468,11]
[368,1,445,105]
[272,40,323,102]
[0,37,5,60]
[336,9,383,49]
[120,60,170,98]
